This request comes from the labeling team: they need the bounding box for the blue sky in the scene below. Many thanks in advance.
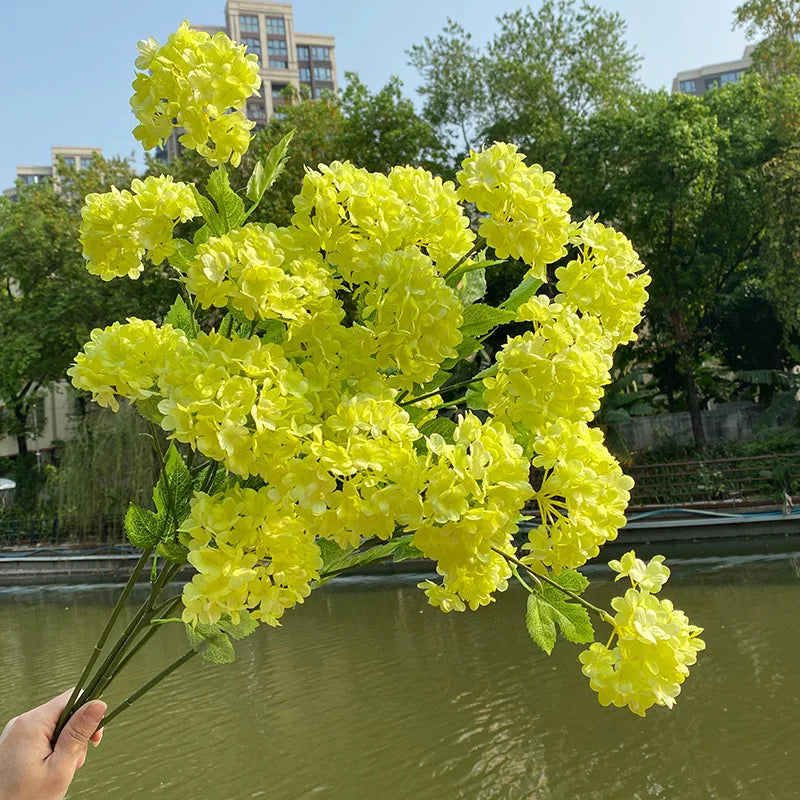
[1,0,750,189]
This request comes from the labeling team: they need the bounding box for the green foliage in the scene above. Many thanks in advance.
[246,129,295,205]
[734,0,800,78]
[317,533,421,586]
[409,1,641,169]
[165,295,195,337]
[125,502,164,549]
[459,304,516,338]
[206,166,245,231]
[418,417,457,442]
[186,622,236,664]
[525,570,594,656]
[0,167,173,509]
[502,275,543,312]
[57,403,157,539]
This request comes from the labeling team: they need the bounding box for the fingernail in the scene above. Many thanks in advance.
[86,701,107,726]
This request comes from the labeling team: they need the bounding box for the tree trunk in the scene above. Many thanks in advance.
[684,368,707,452]
[12,402,39,512]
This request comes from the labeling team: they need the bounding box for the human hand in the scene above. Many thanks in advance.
[0,690,105,800]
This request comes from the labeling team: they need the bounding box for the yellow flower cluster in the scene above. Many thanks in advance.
[579,552,705,716]
[67,319,187,411]
[556,218,651,348]
[80,176,198,280]
[523,421,634,572]
[484,297,613,437]
[456,142,572,280]
[181,486,322,627]
[291,160,475,276]
[186,224,338,323]
[414,415,534,611]
[131,21,261,166]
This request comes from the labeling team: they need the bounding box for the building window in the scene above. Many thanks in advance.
[720,70,742,85]
[242,36,261,60]
[21,175,39,184]
[240,15,259,33]
[80,155,94,170]
[248,101,266,120]
[62,156,76,168]
[704,76,720,91]
[297,45,309,62]
[299,67,311,81]
[679,79,696,94]
[313,66,332,81]
[268,39,288,57]
[311,46,331,61]
[265,17,285,35]
[269,59,288,70]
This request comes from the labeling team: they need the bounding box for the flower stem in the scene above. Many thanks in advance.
[442,238,485,280]
[399,376,484,407]
[99,649,198,729]
[53,547,154,744]
[492,547,614,625]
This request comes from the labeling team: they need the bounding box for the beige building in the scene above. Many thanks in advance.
[157,1,337,162]
[0,385,73,461]
[673,46,756,96]
[4,146,102,199]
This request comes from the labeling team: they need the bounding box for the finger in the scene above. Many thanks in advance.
[90,727,104,747]
[27,689,76,729]
[50,700,107,770]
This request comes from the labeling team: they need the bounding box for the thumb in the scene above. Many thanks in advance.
[51,701,106,769]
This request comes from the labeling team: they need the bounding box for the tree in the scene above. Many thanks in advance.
[734,0,800,78]
[408,1,641,172]
[569,75,800,448]
[0,158,173,509]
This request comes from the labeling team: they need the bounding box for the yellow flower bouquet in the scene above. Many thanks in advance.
[53,21,703,743]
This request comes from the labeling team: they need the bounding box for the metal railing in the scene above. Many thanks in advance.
[626,452,800,508]
[0,514,127,547]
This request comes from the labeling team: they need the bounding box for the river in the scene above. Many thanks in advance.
[1,545,799,799]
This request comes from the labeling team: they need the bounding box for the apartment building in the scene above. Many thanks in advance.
[157,0,337,161]
[3,146,101,199]
[673,46,756,96]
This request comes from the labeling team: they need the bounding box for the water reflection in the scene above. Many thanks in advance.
[0,553,799,799]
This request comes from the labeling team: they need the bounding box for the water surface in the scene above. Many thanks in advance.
[1,549,799,799]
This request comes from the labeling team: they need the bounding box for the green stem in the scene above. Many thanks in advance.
[80,562,181,703]
[399,376,484,407]
[53,547,153,743]
[94,595,184,696]
[492,547,614,625]
[99,649,198,729]
[200,461,219,494]
[442,238,484,280]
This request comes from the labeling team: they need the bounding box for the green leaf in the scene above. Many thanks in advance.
[206,166,245,231]
[460,303,516,338]
[194,462,228,496]
[124,502,164,549]
[258,318,287,344]
[465,364,497,411]
[525,570,594,655]
[190,186,224,236]
[526,592,557,655]
[317,538,355,574]
[165,295,194,337]
[419,417,457,441]
[511,422,536,460]
[455,268,487,306]
[446,258,506,287]
[391,538,423,562]
[193,224,212,245]
[135,395,164,424]
[167,239,197,272]
[246,129,296,204]
[154,444,194,525]
[219,611,258,640]
[502,274,544,312]
[157,538,189,564]
[185,623,235,664]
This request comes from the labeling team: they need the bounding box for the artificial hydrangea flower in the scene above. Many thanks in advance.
[131,21,261,166]
[456,142,572,280]
[579,553,705,716]
[80,176,198,280]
